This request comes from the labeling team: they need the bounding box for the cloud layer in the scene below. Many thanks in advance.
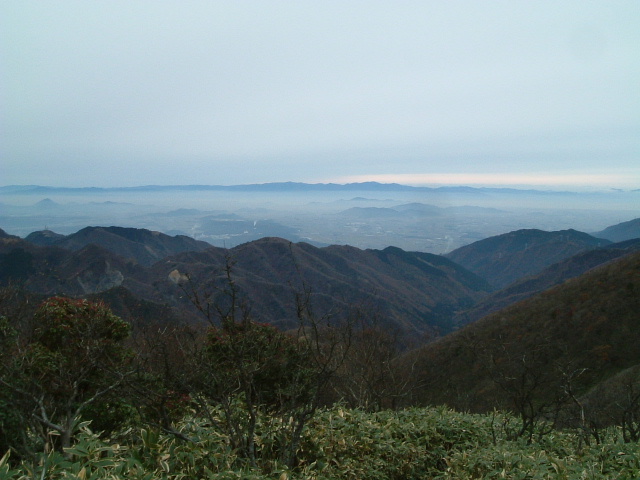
[2,1,639,188]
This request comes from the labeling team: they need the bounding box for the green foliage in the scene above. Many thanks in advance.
[299,406,488,479]
[189,319,320,468]
[0,395,23,461]
[0,297,133,457]
[33,296,130,350]
[202,320,315,410]
[440,433,640,479]
[3,406,640,479]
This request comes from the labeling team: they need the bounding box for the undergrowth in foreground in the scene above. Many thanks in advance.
[2,406,640,479]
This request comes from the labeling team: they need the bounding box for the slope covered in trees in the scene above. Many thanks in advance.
[2,232,492,336]
[593,217,640,242]
[2,292,640,478]
[452,238,640,326]
[445,228,610,289]
[408,250,640,427]
[26,226,212,266]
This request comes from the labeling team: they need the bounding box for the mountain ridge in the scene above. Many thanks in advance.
[452,238,640,326]
[593,217,640,242]
[25,226,212,266]
[445,228,611,289]
[407,249,640,413]
[3,230,492,336]
[3,220,638,339]
[0,182,605,195]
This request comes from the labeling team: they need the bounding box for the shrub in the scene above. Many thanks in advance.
[0,297,133,456]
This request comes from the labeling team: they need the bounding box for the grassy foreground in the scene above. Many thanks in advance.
[2,406,640,479]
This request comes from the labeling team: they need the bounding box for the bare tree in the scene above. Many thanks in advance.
[127,319,204,442]
[329,316,418,411]
[483,333,568,443]
[176,252,355,468]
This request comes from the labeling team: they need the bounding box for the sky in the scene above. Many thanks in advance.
[1,1,639,189]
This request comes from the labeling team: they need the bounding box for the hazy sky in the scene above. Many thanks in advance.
[2,1,639,189]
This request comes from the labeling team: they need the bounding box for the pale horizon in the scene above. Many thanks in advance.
[2,176,639,194]
[2,2,639,192]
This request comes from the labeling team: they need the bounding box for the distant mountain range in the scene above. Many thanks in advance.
[0,182,629,195]
[336,203,504,220]
[2,183,636,254]
[2,216,639,339]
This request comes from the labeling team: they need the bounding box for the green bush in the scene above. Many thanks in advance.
[0,297,133,456]
[3,403,640,479]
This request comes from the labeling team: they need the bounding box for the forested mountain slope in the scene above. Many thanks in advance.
[452,238,640,326]
[149,237,491,335]
[25,226,212,266]
[1,231,491,336]
[445,228,610,289]
[407,250,640,414]
[593,217,640,242]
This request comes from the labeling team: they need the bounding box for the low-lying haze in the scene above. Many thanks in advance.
[2,184,637,254]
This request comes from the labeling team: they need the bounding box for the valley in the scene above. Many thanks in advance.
[1,182,640,471]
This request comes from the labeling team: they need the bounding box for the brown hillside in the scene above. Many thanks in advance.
[30,226,212,266]
[453,239,640,326]
[1,233,491,337]
[408,250,640,413]
[445,229,610,289]
[148,237,492,336]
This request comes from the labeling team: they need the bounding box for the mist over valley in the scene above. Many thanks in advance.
[2,183,637,254]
